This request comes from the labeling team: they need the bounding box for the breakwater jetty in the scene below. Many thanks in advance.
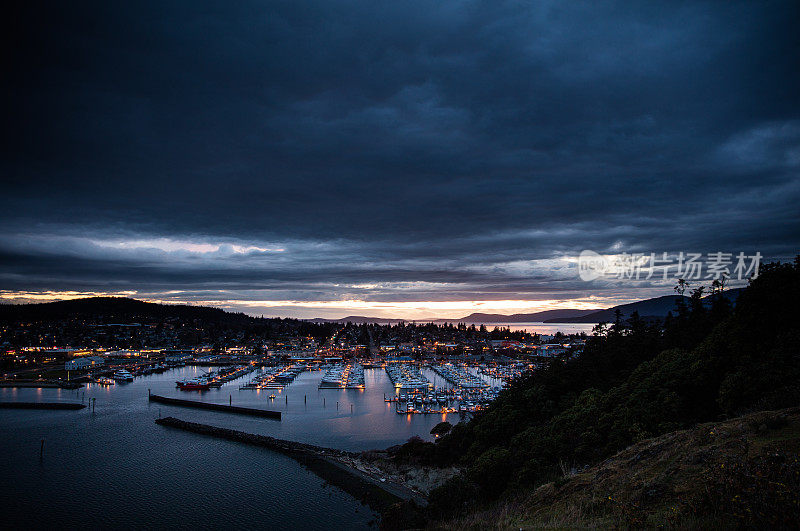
[148,394,281,419]
[155,416,422,511]
[0,402,86,410]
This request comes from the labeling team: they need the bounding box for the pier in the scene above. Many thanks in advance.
[240,364,303,390]
[384,364,430,390]
[205,365,256,387]
[0,402,86,410]
[148,394,281,419]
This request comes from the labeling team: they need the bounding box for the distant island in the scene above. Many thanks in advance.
[0,288,744,326]
[303,288,745,325]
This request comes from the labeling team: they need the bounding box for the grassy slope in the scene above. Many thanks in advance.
[430,407,800,529]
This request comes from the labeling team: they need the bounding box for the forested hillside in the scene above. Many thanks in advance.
[387,258,800,528]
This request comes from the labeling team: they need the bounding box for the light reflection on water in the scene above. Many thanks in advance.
[456,322,595,334]
[1,366,468,529]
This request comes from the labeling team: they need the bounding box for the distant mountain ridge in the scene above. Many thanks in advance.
[542,295,684,323]
[0,289,745,325]
[304,316,410,325]
[303,289,744,324]
[302,309,600,325]
[433,309,601,323]
[547,288,745,323]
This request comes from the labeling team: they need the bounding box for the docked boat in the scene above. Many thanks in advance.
[385,364,431,389]
[96,376,115,386]
[113,369,134,382]
[176,378,210,390]
[318,364,346,388]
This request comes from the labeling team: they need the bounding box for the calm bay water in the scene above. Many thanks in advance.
[0,367,462,529]
[466,322,596,334]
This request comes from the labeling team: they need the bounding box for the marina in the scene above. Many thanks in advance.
[0,351,550,530]
[0,365,377,529]
[430,363,489,388]
[177,364,256,390]
[0,358,539,528]
[384,363,431,390]
[240,365,304,390]
[477,362,536,386]
[318,363,365,389]
[205,365,257,386]
[389,385,501,415]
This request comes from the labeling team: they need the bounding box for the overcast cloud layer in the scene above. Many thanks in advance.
[2,1,799,318]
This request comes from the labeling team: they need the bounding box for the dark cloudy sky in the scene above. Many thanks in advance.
[2,1,799,318]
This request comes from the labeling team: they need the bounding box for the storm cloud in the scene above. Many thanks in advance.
[2,0,799,317]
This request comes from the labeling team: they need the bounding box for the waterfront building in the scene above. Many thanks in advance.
[64,356,105,370]
[163,349,194,362]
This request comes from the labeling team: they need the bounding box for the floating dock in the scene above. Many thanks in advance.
[240,364,303,390]
[384,364,431,389]
[148,394,281,419]
[430,363,488,388]
[318,363,365,389]
[0,402,86,410]
[206,365,256,387]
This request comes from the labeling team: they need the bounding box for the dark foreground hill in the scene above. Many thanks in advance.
[425,407,800,529]
[383,259,800,529]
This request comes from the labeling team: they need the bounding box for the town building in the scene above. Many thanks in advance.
[64,356,105,371]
